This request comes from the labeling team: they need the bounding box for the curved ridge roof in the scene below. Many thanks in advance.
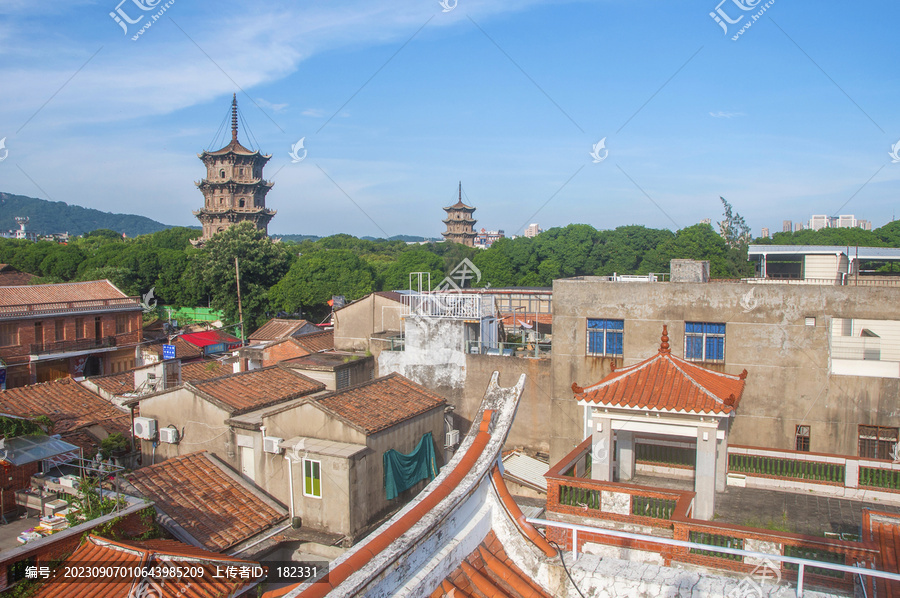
[575,325,746,415]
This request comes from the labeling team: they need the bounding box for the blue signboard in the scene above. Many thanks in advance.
[163,344,176,360]
[204,342,227,355]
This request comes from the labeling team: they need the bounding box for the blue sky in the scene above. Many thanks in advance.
[1,0,898,238]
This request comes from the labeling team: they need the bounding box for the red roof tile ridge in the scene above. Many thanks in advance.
[0,278,123,292]
[582,353,663,392]
[664,357,726,406]
[489,466,557,558]
[86,535,153,560]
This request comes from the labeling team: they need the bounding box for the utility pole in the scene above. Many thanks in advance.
[235,257,245,345]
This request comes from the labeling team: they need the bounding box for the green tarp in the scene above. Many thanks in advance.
[383,432,438,500]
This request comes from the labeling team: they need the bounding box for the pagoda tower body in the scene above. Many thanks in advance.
[193,95,275,244]
[441,183,477,247]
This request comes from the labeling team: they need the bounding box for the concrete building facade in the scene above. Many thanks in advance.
[549,276,900,465]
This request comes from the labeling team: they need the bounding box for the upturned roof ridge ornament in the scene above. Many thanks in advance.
[659,324,670,353]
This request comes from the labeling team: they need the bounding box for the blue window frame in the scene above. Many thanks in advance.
[685,322,725,362]
[587,319,624,356]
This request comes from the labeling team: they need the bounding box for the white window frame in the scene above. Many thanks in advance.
[302,458,322,499]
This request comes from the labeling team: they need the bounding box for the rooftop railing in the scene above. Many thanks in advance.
[0,297,141,319]
[402,292,496,319]
[30,335,118,355]
[544,438,884,594]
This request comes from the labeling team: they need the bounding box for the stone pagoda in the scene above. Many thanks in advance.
[441,183,477,247]
[193,94,275,244]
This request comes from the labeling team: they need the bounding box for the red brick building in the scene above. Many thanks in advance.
[0,280,143,388]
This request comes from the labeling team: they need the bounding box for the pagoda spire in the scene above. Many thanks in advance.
[231,93,238,142]
[458,181,462,203]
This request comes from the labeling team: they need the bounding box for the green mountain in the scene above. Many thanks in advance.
[0,192,173,237]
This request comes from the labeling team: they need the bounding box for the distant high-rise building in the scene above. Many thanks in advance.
[794,223,804,232]
[836,215,858,228]
[860,220,872,231]
[700,218,711,225]
[783,220,792,233]
[441,183,477,247]
[761,227,770,239]
[524,223,542,238]
[808,215,833,231]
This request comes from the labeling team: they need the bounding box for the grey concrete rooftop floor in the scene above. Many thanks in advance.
[630,474,900,537]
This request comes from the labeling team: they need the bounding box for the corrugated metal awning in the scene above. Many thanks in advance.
[501,451,549,492]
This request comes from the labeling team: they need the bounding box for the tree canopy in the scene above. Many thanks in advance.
[4,201,900,326]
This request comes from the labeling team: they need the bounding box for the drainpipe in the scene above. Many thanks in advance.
[284,453,295,520]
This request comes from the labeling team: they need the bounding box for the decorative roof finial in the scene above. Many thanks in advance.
[231,93,238,142]
[660,325,670,353]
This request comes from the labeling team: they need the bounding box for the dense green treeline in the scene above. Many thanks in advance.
[3,218,900,329]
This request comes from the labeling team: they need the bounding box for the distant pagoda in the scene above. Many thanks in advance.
[193,94,275,244]
[441,183,477,247]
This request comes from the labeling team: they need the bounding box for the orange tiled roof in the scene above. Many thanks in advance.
[181,359,231,382]
[498,312,552,328]
[190,365,324,415]
[293,330,334,353]
[575,325,746,416]
[0,279,133,306]
[316,373,445,435]
[0,264,37,287]
[33,534,259,598]
[249,318,314,341]
[0,378,130,438]
[865,511,900,597]
[89,370,136,396]
[430,530,553,598]
[127,451,288,552]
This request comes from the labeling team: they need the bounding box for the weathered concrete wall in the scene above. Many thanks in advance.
[378,316,467,401]
[264,401,444,539]
[460,355,552,454]
[265,402,367,446]
[137,388,235,468]
[334,294,403,352]
[550,278,900,465]
[378,317,554,454]
[355,407,445,538]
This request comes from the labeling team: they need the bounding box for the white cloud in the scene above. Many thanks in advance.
[709,111,745,119]
[302,109,326,118]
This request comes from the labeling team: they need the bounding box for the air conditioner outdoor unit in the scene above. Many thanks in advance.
[263,436,284,454]
[133,417,158,440]
[445,429,460,449]
[159,427,179,444]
